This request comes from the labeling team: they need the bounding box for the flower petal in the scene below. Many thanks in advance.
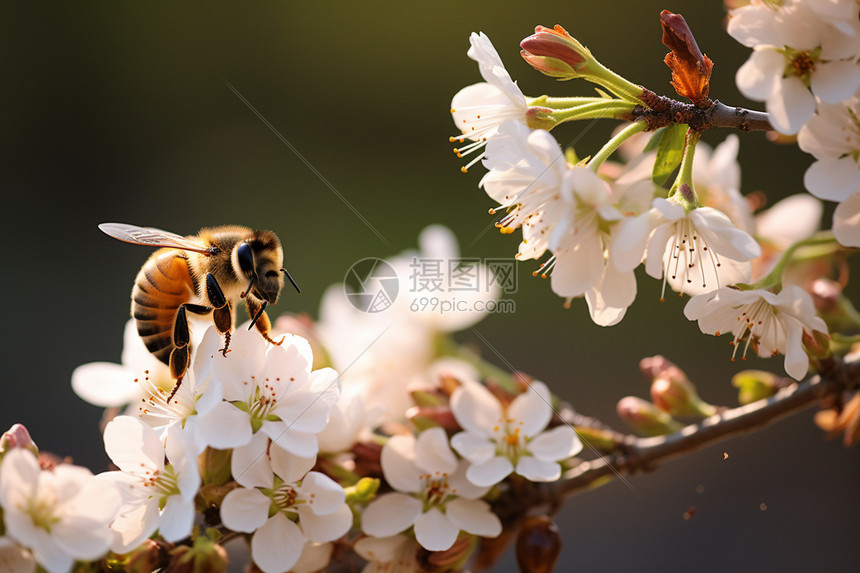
[251,514,305,573]
[528,425,583,462]
[362,493,422,537]
[445,497,502,538]
[220,487,271,533]
[413,508,458,551]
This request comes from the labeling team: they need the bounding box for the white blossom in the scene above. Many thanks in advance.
[98,416,199,552]
[684,285,828,380]
[613,197,762,298]
[451,32,529,173]
[0,450,120,573]
[196,328,340,460]
[220,436,351,573]
[354,534,420,573]
[361,428,501,551]
[798,94,860,246]
[450,381,582,486]
[728,0,860,134]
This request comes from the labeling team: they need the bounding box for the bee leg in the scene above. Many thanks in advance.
[205,273,234,357]
[245,296,284,346]
[185,303,213,316]
[166,305,191,403]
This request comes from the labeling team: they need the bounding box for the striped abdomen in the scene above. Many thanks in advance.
[132,250,196,365]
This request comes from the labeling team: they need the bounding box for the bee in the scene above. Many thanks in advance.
[99,223,300,401]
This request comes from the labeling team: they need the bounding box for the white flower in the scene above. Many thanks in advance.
[220,437,351,573]
[450,381,582,486]
[613,197,762,298]
[728,0,860,134]
[316,386,383,454]
[196,328,340,460]
[72,320,217,451]
[798,94,860,246]
[361,427,501,551]
[451,32,529,173]
[481,121,570,260]
[684,285,828,380]
[71,319,170,408]
[0,450,120,573]
[98,416,199,552]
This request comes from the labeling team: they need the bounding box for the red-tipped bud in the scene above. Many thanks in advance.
[126,539,171,573]
[639,355,679,380]
[516,516,562,573]
[651,372,716,418]
[0,424,37,455]
[617,396,682,437]
[660,11,713,107]
[520,25,591,80]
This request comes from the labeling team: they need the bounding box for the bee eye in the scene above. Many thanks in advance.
[237,243,255,276]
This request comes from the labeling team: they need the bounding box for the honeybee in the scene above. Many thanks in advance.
[99,223,300,401]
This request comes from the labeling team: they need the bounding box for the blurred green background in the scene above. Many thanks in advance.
[3,1,858,571]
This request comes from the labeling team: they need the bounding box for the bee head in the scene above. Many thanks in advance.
[233,231,284,304]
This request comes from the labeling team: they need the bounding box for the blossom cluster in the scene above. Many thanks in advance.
[728,0,860,246]
[0,227,585,573]
[450,15,842,380]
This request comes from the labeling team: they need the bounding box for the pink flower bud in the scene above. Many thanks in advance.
[617,396,682,436]
[0,424,36,455]
[650,372,716,418]
[520,25,591,80]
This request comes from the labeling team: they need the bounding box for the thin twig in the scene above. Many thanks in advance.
[555,357,857,500]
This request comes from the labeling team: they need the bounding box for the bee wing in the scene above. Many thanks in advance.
[98,222,212,254]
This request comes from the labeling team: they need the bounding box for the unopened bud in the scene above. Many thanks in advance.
[345,477,380,504]
[525,106,558,131]
[0,424,37,456]
[810,278,841,312]
[521,25,591,80]
[803,328,832,361]
[639,355,678,379]
[407,405,458,432]
[731,370,782,405]
[198,447,232,486]
[617,396,682,436]
[166,532,228,573]
[516,516,561,573]
[126,539,171,573]
[651,374,716,418]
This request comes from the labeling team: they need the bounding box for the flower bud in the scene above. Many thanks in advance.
[406,405,458,432]
[520,25,593,81]
[166,534,228,573]
[0,424,37,456]
[731,370,782,405]
[525,106,558,131]
[126,539,171,573]
[644,359,716,418]
[617,396,682,436]
[651,374,716,418]
[516,516,561,573]
[345,477,380,504]
[198,447,232,486]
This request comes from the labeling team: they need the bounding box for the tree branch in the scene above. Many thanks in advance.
[554,357,858,501]
[633,88,774,133]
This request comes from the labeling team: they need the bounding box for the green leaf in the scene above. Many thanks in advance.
[642,127,666,152]
[652,124,686,186]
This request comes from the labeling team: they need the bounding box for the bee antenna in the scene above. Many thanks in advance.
[281,268,301,294]
[248,301,268,330]
[241,277,255,299]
